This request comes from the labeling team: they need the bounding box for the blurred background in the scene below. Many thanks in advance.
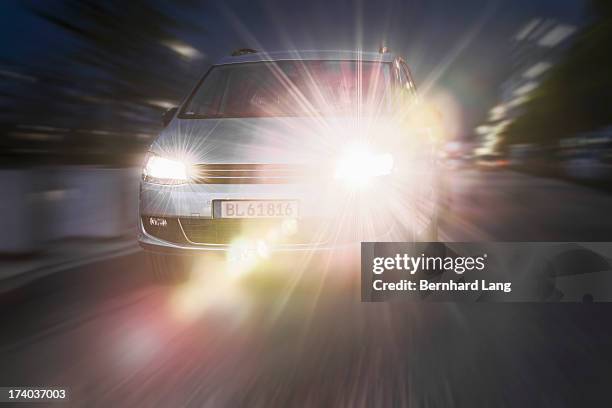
[2,0,612,406]
[0,0,610,255]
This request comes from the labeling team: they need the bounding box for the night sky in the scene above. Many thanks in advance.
[0,0,586,138]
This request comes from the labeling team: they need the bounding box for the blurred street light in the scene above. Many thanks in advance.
[162,40,204,60]
[513,81,538,96]
[515,19,541,41]
[538,24,576,47]
[523,62,552,79]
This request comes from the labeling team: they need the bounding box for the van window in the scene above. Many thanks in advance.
[181,60,393,118]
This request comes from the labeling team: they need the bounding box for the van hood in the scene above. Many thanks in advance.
[151,116,394,164]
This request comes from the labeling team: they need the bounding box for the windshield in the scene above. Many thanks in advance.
[181,60,393,118]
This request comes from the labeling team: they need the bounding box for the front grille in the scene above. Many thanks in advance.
[179,217,328,245]
[191,163,312,184]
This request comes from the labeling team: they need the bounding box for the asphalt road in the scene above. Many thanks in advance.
[441,169,612,241]
[2,170,612,407]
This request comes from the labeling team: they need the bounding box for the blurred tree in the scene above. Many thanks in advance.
[502,0,612,149]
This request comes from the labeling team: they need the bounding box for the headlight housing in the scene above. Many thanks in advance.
[142,153,189,184]
[334,146,394,187]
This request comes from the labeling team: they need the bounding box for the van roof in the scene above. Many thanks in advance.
[215,50,397,65]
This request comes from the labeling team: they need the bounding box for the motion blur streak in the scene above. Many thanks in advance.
[2,0,612,406]
[4,169,612,406]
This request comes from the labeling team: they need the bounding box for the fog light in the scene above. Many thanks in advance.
[149,217,168,227]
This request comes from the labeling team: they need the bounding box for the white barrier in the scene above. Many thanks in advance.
[0,167,140,254]
[0,170,45,253]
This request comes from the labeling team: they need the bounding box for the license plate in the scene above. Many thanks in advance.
[219,200,299,218]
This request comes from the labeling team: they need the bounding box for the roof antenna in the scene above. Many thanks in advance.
[231,48,258,56]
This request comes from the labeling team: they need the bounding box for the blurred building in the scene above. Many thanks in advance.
[476,18,576,156]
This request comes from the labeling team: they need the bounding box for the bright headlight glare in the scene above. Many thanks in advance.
[143,154,188,183]
[334,148,394,184]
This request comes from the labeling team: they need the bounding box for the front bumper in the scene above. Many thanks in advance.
[138,168,437,253]
[138,213,397,253]
[139,189,398,253]
[138,221,336,253]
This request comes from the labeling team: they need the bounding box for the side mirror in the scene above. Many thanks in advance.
[162,107,178,127]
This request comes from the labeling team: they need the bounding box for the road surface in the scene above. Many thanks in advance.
[2,170,612,407]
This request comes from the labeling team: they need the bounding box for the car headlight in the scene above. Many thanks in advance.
[334,146,394,187]
[142,153,189,184]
